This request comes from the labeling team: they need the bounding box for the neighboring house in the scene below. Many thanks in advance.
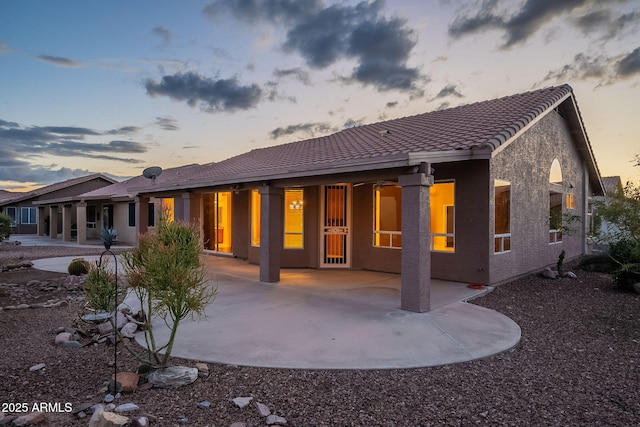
[592,176,624,248]
[69,165,201,245]
[0,174,117,237]
[77,84,605,312]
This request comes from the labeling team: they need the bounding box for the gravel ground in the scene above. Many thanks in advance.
[0,243,639,426]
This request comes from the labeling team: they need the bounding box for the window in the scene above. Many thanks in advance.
[251,190,260,247]
[20,207,37,224]
[431,182,455,252]
[128,203,136,227]
[549,191,563,243]
[373,185,402,248]
[549,159,563,244]
[5,207,17,226]
[87,206,97,229]
[148,202,155,227]
[494,180,511,253]
[161,198,174,222]
[284,189,304,249]
[565,194,575,209]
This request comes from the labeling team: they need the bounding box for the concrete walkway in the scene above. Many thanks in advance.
[33,253,521,370]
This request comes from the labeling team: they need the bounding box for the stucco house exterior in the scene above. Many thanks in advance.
[0,174,116,237]
[117,84,602,312]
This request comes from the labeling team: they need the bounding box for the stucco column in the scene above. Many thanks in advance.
[259,185,284,283]
[399,170,434,312]
[76,203,87,244]
[62,204,73,241]
[136,197,149,237]
[37,206,46,236]
[49,206,58,239]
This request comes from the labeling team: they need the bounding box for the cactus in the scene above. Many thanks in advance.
[67,258,90,276]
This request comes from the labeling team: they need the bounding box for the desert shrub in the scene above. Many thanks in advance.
[0,213,11,242]
[122,212,215,368]
[608,238,640,290]
[578,254,617,273]
[85,261,118,313]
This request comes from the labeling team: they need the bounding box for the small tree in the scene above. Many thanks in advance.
[594,180,640,289]
[123,212,215,368]
[0,212,11,242]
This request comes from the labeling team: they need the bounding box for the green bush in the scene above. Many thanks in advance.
[122,212,215,368]
[0,213,11,242]
[609,238,640,290]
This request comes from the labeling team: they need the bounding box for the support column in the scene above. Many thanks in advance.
[399,166,434,312]
[49,206,58,239]
[76,203,87,244]
[259,185,284,283]
[37,207,46,236]
[62,204,73,241]
[136,197,149,237]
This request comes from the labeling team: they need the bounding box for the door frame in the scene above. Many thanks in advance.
[319,184,352,268]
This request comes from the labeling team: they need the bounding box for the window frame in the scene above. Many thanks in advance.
[284,188,304,249]
[373,184,402,249]
[430,180,456,253]
[494,179,511,254]
[20,207,37,224]
[5,207,17,226]
[128,202,136,227]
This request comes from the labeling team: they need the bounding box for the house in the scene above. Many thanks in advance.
[87,84,606,312]
[592,176,624,248]
[68,164,202,245]
[0,174,117,237]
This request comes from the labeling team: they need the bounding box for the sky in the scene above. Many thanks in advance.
[1,0,639,192]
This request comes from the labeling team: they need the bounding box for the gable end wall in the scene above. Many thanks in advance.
[489,109,587,284]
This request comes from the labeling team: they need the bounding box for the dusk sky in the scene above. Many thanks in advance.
[1,0,639,191]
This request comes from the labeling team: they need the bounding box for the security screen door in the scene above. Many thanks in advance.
[320,184,351,267]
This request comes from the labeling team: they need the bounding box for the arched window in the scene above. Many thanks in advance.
[549,159,563,243]
[549,159,562,184]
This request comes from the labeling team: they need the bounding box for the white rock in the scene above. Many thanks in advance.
[120,322,137,338]
[29,363,46,372]
[542,267,558,279]
[231,397,253,409]
[266,414,287,425]
[55,332,72,345]
[255,401,271,417]
[565,271,577,279]
[114,403,139,413]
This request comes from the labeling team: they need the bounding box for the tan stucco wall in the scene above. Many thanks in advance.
[489,109,588,284]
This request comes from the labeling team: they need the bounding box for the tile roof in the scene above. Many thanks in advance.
[601,176,623,195]
[157,85,574,189]
[0,173,117,205]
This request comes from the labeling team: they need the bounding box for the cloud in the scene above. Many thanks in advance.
[343,118,363,128]
[573,8,640,40]
[272,67,311,85]
[617,47,640,78]
[0,120,147,175]
[145,72,263,112]
[205,0,425,93]
[0,41,9,53]
[448,0,628,48]
[269,122,335,139]
[152,25,173,45]
[105,126,141,135]
[434,84,464,99]
[386,101,398,108]
[36,54,82,67]
[541,47,640,85]
[154,117,180,131]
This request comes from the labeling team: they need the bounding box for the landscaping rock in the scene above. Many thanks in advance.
[147,366,198,388]
[120,322,137,338]
[12,412,45,426]
[195,362,209,377]
[88,406,128,427]
[54,332,72,345]
[131,416,150,427]
[266,414,287,425]
[542,267,558,279]
[231,397,253,409]
[255,401,271,417]
[113,372,139,393]
[28,363,45,372]
[197,401,210,409]
[114,403,139,413]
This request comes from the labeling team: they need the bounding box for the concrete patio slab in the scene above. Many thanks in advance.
[32,254,521,369]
